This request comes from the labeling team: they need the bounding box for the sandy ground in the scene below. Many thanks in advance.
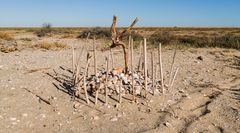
[0,35,240,133]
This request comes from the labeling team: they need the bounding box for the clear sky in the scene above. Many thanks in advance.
[0,0,240,27]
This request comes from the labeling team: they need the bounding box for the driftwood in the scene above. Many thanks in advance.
[110,15,138,73]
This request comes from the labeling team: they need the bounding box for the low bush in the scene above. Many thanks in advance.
[35,42,69,50]
[35,23,53,37]
[0,32,13,40]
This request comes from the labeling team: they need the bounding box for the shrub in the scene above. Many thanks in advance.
[35,42,69,50]
[0,32,13,40]
[77,27,143,41]
[77,27,111,39]
[149,31,176,45]
[35,23,53,37]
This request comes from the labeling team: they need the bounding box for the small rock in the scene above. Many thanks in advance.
[22,113,28,117]
[110,117,118,121]
[93,116,100,120]
[163,122,172,127]
[197,56,203,61]
[10,117,16,121]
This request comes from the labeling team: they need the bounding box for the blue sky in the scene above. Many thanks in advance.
[0,0,240,27]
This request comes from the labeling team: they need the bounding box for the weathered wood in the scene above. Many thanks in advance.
[151,51,155,96]
[171,67,179,87]
[119,79,122,103]
[131,39,135,101]
[137,41,143,72]
[158,43,165,94]
[105,55,109,105]
[143,38,147,97]
[83,57,91,104]
[110,48,114,69]
[168,49,177,88]
[93,37,99,105]
[110,16,138,72]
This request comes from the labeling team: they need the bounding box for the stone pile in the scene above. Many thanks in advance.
[86,68,162,96]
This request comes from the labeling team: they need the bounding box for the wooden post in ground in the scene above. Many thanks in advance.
[93,37,99,105]
[110,48,114,70]
[137,41,143,72]
[72,45,75,83]
[168,49,177,88]
[105,55,109,105]
[119,79,122,103]
[128,36,132,67]
[158,43,165,94]
[83,57,91,104]
[143,38,147,98]
[171,67,179,87]
[131,39,135,101]
[151,51,155,96]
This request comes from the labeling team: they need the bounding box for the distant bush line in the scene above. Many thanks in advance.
[78,28,240,50]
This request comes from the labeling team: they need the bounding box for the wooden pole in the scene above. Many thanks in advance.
[143,38,147,98]
[137,41,143,72]
[128,36,131,67]
[158,43,165,94]
[72,45,75,80]
[131,39,135,101]
[119,79,122,103]
[151,51,155,96]
[110,48,114,70]
[105,55,109,105]
[83,57,91,104]
[93,37,99,105]
[170,67,179,87]
[168,49,177,88]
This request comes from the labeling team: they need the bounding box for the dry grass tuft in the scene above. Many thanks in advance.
[0,32,13,40]
[35,42,70,50]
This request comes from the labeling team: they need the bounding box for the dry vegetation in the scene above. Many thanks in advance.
[0,32,13,40]
[34,42,69,50]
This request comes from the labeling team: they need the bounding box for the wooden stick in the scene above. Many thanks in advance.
[83,57,91,104]
[151,51,155,96]
[170,67,179,87]
[158,43,165,94]
[119,79,122,103]
[143,38,147,97]
[168,49,177,88]
[128,36,131,66]
[110,48,114,70]
[131,39,135,101]
[72,45,75,80]
[105,55,109,105]
[137,41,143,72]
[93,37,99,105]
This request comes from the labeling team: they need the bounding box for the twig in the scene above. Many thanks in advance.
[158,43,165,94]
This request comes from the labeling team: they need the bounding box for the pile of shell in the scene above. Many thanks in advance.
[86,68,162,96]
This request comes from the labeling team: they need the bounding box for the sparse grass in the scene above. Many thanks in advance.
[35,42,69,50]
[0,32,13,40]
[148,31,240,50]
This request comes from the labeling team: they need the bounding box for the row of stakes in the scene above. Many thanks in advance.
[71,37,179,106]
